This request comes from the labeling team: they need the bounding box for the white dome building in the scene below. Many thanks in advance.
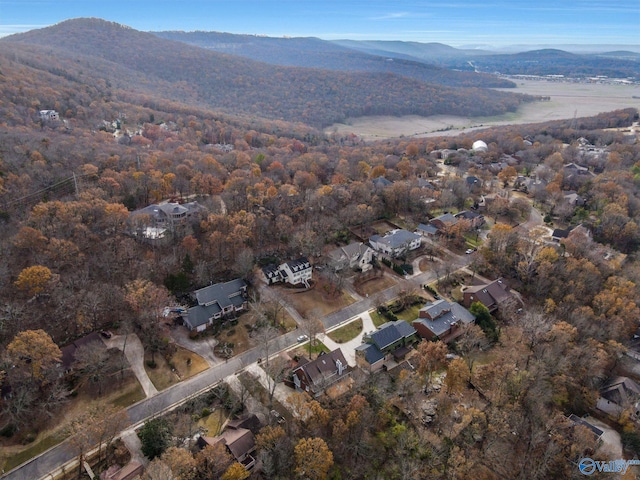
[472,140,488,152]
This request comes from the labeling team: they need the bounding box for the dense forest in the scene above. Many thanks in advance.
[0,17,639,480]
[1,19,535,128]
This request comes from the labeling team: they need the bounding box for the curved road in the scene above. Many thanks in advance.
[3,248,470,480]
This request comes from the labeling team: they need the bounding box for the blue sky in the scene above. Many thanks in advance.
[0,0,638,47]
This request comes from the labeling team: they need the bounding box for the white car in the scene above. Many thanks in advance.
[297,334,309,342]
[465,248,474,254]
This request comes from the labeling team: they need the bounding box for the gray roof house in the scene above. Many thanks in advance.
[261,258,312,287]
[369,229,421,258]
[129,201,206,240]
[412,299,475,342]
[596,376,640,418]
[462,278,513,313]
[292,348,350,396]
[184,279,248,332]
[357,320,418,372]
[327,242,374,272]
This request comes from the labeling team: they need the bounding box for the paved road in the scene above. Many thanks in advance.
[4,247,469,480]
[2,330,300,480]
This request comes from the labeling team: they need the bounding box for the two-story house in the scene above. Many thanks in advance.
[292,348,350,396]
[356,320,418,372]
[183,279,248,332]
[369,230,421,258]
[260,257,312,287]
[327,242,374,272]
[412,299,475,342]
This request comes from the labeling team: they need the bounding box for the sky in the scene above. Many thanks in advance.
[0,0,638,47]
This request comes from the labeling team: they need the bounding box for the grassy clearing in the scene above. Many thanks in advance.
[369,310,386,328]
[291,340,329,359]
[355,275,397,296]
[110,378,146,408]
[197,408,228,437]
[285,282,355,318]
[2,433,65,472]
[328,318,363,343]
[395,303,424,322]
[172,346,209,380]
[145,352,179,391]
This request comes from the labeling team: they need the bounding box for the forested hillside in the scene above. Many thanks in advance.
[1,18,533,128]
[153,31,515,88]
[0,17,639,480]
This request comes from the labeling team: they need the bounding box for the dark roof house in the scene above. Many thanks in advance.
[184,279,248,332]
[292,348,350,396]
[462,278,513,313]
[412,299,475,342]
[357,321,418,371]
[199,427,257,470]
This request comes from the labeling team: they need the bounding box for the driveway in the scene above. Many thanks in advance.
[103,333,158,398]
[320,310,376,366]
[169,327,220,367]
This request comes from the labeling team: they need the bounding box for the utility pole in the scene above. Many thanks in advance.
[73,172,79,198]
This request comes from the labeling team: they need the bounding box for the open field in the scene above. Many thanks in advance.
[326,79,640,141]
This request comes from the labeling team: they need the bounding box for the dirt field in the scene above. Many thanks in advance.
[325,79,640,141]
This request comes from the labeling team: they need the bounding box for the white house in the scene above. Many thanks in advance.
[39,110,59,121]
[369,229,421,258]
[261,257,312,288]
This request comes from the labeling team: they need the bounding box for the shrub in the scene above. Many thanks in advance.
[201,407,211,417]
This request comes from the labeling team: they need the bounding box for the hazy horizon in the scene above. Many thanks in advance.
[1,0,638,49]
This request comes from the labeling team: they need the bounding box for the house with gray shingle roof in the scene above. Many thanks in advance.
[327,242,374,272]
[183,278,248,332]
[357,320,418,372]
[412,299,475,342]
[369,229,421,258]
[292,348,350,396]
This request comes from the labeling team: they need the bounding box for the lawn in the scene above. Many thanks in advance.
[395,303,425,322]
[354,275,397,296]
[110,377,146,408]
[328,318,363,343]
[284,280,355,318]
[197,408,229,437]
[291,340,329,359]
[369,310,386,328]
[145,346,208,390]
[2,432,65,472]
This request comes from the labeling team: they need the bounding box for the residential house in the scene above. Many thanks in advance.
[327,242,374,272]
[198,425,257,470]
[356,320,418,372]
[369,229,421,258]
[567,414,604,442]
[429,213,458,232]
[412,299,475,342]
[372,176,393,190]
[462,278,513,313]
[129,201,206,240]
[454,210,485,228]
[39,109,59,121]
[183,279,248,332]
[416,223,438,238]
[596,376,640,419]
[292,348,350,396]
[60,331,105,374]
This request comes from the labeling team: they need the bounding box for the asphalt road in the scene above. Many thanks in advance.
[3,248,470,480]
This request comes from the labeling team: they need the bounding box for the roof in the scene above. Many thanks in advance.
[552,227,572,239]
[60,332,105,370]
[432,213,457,226]
[185,303,221,329]
[455,210,482,221]
[370,321,416,350]
[327,242,371,265]
[226,414,261,434]
[285,257,311,272]
[414,300,475,337]
[355,343,385,365]
[370,229,421,249]
[294,348,348,386]
[464,278,512,310]
[372,176,392,187]
[202,428,255,461]
[568,414,604,438]
[261,264,281,280]
[194,278,247,306]
[599,376,640,405]
[416,223,438,235]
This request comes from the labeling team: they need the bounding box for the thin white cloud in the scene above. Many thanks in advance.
[369,12,411,20]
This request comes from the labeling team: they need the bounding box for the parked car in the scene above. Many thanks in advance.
[100,330,112,339]
[465,248,474,254]
[297,334,309,343]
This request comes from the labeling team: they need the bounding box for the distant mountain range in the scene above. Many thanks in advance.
[155,32,640,80]
[0,18,535,128]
